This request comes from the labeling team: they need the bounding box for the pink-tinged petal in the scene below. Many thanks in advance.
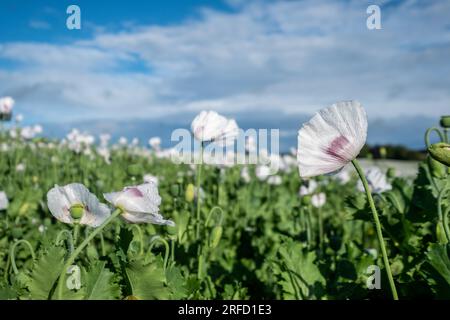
[124,187,144,197]
[104,183,172,226]
[47,185,73,224]
[297,100,367,178]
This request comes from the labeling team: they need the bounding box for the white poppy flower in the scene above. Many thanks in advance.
[118,137,128,146]
[143,174,159,186]
[0,96,14,114]
[267,175,282,185]
[357,167,392,194]
[0,191,9,210]
[299,180,318,196]
[335,169,351,184]
[47,183,111,227]
[104,183,174,226]
[255,165,271,181]
[149,137,161,150]
[241,167,251,183]
[311,193,326,208]
[191,110,239,146]
[15,114,24,123]
[297,100,368,178]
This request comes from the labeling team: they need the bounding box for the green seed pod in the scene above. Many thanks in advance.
[185,183,195,203]
[386,167,396,179]
[440,115,450,128]
[301,195,311,206]
[170,184,180,197]
[127,164,143,176]
[70,204,84,220]
[429,143,450,167]
[209,226,223,248]
[428,156,446,179]
[436,223,448,245]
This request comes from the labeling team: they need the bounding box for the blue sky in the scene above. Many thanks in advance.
[0,0,449,149]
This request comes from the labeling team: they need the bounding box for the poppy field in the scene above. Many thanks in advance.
[0,97,450,300]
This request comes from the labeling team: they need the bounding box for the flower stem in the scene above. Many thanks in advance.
[195,142,204,240]
[317,207,324,253]
[352,159,398,300]
[10,240,35,275]
[73,224,80,248]
[437,188,450,243]
[54,208,122,300]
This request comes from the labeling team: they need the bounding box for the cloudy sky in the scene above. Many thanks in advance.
[0,0,449,149]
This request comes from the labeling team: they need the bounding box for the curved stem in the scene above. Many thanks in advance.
[56,229,75,254]
[425,127,445,148]
[352,159,398,300]
[131,224,144,255]
[99,233,106,256]
[195,142,204,240]
[317,207,323,253]
[205,206,224,227]
[10,240,36,275]
[444,206,450,244]
[148,236,170,271]
[437,188,450,243]
[55,208,122,300]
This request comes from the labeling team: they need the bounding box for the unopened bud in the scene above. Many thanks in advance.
[440,116,450,129]
[386,167,396,179]
[429,143,450,167]
[209,226,223,248]
[185,184,195,203]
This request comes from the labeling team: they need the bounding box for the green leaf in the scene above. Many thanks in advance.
[27,245,65,300]
[0,286,17,300]
[272,238,326,299]
[125,258,169,300]
[427,244,450,287]
[166,265,188,299]
[83,261,121,300]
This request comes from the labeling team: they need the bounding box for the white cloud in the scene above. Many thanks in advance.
[1,0,449,122]
[29,20,51,30]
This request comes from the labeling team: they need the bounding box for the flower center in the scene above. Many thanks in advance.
[69,203,85,220]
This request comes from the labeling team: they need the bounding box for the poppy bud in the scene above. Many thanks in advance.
[185,183,195,203]
[386,167,396,179]
[127,164,143,176]
[436,223,448,244]
[301,195,311,206]
[428,156,446,178]
[429,143,450,167]
[209,226,223,248]
[70,204,84,220]
[440,115,450,128]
